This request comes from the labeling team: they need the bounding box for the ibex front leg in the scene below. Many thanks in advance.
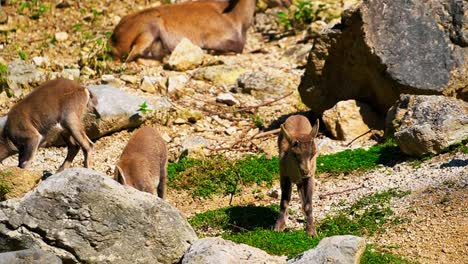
[274,176,292,232]
[298,176,317,236]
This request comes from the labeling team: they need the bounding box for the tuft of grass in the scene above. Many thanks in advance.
[0,63,8,95]
[277,0,327,31]
[190,189,410,258]
[316,139,403,174]
[361,245,415,264]
[168,155,278,198]
[0,179,12,201]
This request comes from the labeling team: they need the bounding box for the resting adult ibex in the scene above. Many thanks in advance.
[115,126,167,198]
[274,115,319,236]
[0,78,97,172]
[111,0,256,62]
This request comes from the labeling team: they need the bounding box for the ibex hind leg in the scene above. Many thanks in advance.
[57,131,80,172]
[62,116,93,169]
[274,175,292,232]
[157,159,167,199]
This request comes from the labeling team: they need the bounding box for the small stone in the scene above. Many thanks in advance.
[166,38,204,71]
[161,133,172,143]
[60,68,80,80]
[120,74,139,84]
[174,118,186,125]
[167,74,189,93]
[267,189,279,199]
[32,56,49,67]
[193,65,246,85]
[216,93,239,106]
[81,66,96,76]
[55,32,69,42]
[101,74,125,87]
[225,127,237,135]
[140,76,164,93]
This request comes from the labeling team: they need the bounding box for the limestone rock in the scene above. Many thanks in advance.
[54,32,68,42]
[288,235,366,264]
[84,84,151,139]
[166,38,204,71]
[59,68,80,80]
[0,167,42,200]
[6,59,47,97]
[182,237,286,264]
[388,94,468,157]
[167,74,189,94]
[298,0,468,114]
[236,70,291,98]
[193,65,246,86]
[0,248,62,264]
[322,100,382,141]
[0,168,197,264]
[216,93,239,106]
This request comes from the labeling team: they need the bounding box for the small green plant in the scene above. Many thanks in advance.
[361,245,415,264]
[17,50,27,60]
[0,63,8,94]
[138,101,152,115]
[249,114,265,128]
[78,34,113,75]
[277,0,327,31]
[17,0,49,19]
[0,179,12,201]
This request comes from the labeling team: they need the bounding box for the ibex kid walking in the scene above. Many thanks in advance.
[274,115,320,236]
[0,78,97,172]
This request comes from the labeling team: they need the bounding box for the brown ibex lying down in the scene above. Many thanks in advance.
[110,0,255,62]
[0,78,97,172]
[274,115,319,236]
[115,126,168,198]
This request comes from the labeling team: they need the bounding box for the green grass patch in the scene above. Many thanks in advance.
[168,140,405,198]
[361,245,415,264]
[0,179,12,202]
[168,155,279,198]
[190,189,410,258]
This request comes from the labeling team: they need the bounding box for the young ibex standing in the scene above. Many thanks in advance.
[115,126,168,198]
[0,78,97,172]
[110,0,256,62]
[274,115,320,236]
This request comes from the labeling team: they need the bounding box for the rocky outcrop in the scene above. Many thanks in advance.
[322,100,382,141]
[0,168,197,264]
[288,235,366,264]
[0,167,42,200]
[0,248,62,264]
[182,237,286,264]
[6,59,47,97]
[299,0,468,114]
[166,38,204,71]
[387,94,468,157]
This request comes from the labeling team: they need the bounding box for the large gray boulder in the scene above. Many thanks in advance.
[298,0,468,114]
[0,248,62,264]
[6,59,47,97]
[288,235,366,264]
[0,168,197,264]
[387,94,468,157]
[182,237,286,264]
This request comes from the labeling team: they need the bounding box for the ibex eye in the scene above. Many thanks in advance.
[292,141,299,148]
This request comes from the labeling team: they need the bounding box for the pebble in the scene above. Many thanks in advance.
[55,32,69,42]
[225,127,237,135]
[120,74,139,84]
[216,93,239,106]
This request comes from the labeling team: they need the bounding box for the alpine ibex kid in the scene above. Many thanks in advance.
[115,126,168,198]
[111,0,256,62]
[274,115,320,236]
[0,78,97,172]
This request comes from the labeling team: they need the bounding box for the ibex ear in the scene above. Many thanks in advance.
[115,166,127,185]
[280,124,292,143]
[310,119,319,138]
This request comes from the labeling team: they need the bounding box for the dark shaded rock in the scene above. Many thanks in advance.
[387,94,468,156]
[0,248,62,264]
[0,168,197,264]
[299,0,468,114]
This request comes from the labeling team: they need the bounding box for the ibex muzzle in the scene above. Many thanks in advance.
[0,78,97,172]
[115,126,168,199]
[274,115,319,236]
[110,0,256,62]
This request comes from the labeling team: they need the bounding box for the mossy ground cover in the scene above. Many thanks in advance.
[189,189,413,263]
